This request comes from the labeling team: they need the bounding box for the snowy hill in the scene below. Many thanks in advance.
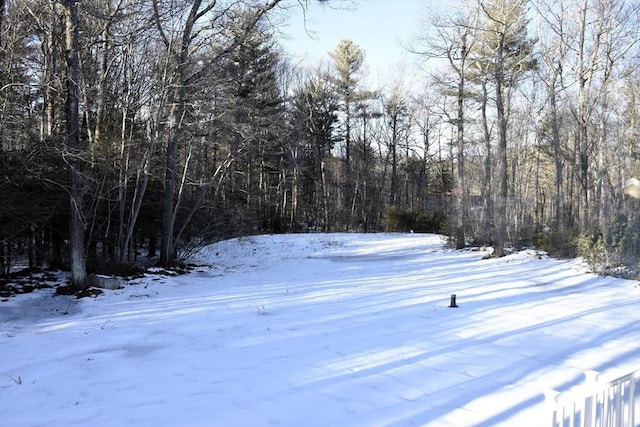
[1,233,639,426]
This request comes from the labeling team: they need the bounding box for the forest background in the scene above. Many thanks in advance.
[0,0,638,289]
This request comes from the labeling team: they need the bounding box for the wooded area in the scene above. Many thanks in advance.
[0,0,638,288]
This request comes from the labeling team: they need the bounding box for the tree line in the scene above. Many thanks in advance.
[416,0,639,273]
[0,0,638,288]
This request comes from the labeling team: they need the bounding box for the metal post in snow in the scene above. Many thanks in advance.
[449,294,458,308]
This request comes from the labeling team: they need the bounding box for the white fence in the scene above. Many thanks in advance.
[547,369,640,427]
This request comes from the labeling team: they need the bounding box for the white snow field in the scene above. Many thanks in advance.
[1,233,639,427]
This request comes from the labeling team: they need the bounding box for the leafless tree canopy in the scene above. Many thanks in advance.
[0,0,638,283]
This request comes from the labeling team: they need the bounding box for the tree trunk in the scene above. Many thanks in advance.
[494,34,508,257]
[43,1,57,141]
[344,103,353,230]
[159,92,183,266]
[390,115,398,206]
[63,0,87,289]
[0,0,4,44]
[157,0,192,267]
[454,36,467,249]
[480,80,493,244]
[549,84,564,231]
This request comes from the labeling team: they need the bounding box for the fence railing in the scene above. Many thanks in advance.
[546,369,640,427]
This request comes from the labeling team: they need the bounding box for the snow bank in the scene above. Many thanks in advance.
[1,233,638,426]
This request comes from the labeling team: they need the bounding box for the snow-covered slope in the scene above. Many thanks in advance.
[1,233,639,426]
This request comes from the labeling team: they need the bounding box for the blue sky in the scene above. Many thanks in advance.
[278,0,436,82]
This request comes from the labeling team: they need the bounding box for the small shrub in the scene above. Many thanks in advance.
[575,233,609,270]
[534,229,578,259]
[385,207,448,234]
[621,214,640,260]
[604,213,628,250]
[534,219,639,278]
[94,261,145,278]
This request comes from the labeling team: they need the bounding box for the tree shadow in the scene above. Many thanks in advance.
[1,290,82,326]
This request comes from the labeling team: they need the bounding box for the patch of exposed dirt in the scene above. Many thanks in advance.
[0,268,60,298]
[1,264,203,299]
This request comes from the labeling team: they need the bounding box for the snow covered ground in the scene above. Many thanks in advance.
[1,233,639,427]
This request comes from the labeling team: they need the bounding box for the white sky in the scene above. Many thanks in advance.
[277,0,438,85]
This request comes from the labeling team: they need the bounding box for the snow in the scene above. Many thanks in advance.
[1,233,639,427]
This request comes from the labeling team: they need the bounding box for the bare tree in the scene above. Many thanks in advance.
[151,0,292,265]
[474,0,536,256]
[61,0,87,288]
[412,5,477,247]
[115,7,160,262]
[568,0,638,233]
[534,0,572,232]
